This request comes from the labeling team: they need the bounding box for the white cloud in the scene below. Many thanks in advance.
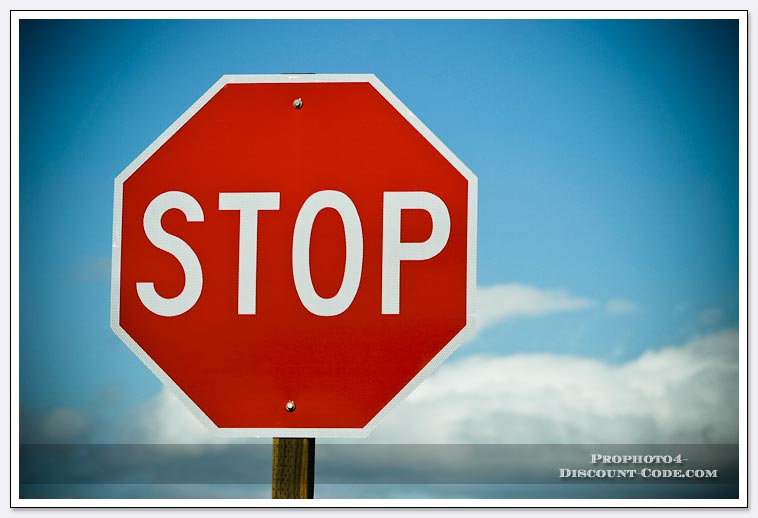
[122,321,737,446]
[475,283,592,332]
[115,283,595,443]
[22,408,90,443]
[369,328,738,444]
[119,387,268,446]
[121,387,226,444]
[606,297,638,314]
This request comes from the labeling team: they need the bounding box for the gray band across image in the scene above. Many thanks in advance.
[19,444,737,499]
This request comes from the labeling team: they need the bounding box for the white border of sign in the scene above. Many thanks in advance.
[111,73,478,438]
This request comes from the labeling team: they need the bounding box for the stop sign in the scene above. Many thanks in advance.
[111,74,477,437]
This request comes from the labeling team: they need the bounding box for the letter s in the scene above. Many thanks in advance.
[136,191,204,317]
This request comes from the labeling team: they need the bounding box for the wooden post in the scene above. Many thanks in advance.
[272,438,315,499]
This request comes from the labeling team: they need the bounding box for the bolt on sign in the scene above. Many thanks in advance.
[111,74,478,438]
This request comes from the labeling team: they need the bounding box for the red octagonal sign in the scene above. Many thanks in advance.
[111,74,477,437]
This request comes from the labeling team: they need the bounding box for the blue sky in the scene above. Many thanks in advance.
[17,17,741,499]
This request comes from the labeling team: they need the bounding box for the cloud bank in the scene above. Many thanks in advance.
[371,328,738,444]
[119,328,737,445]
[20,408,90,443]
[23,282,734,447]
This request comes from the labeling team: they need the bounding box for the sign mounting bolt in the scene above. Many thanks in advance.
[285,401,296,412]
[293,98,303,109]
